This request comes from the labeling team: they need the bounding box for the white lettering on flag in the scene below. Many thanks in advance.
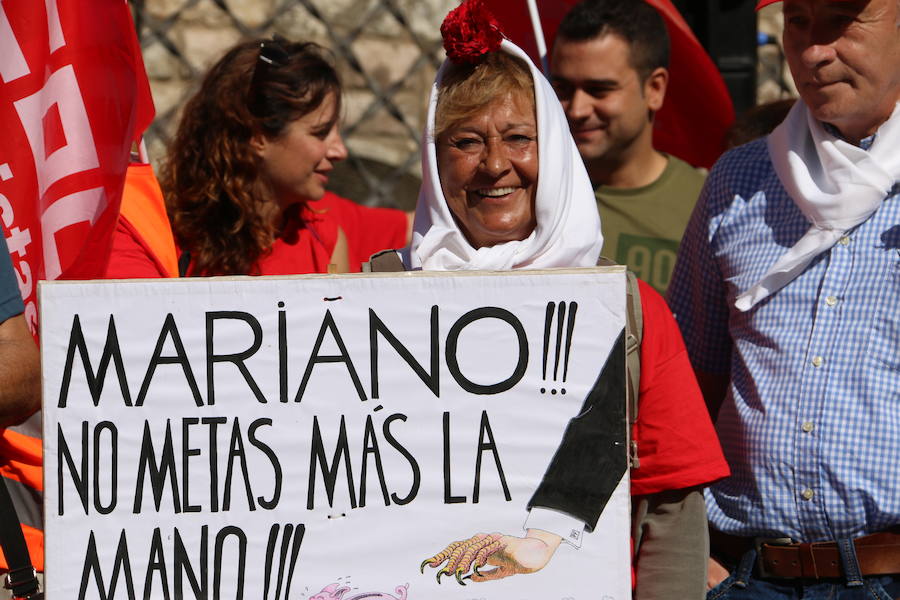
[44,0,65,52]
[0,3,29,83]
[14,65,100,199]
[41,187,106,280]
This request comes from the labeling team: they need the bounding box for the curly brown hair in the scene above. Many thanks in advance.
[161,38,341,275]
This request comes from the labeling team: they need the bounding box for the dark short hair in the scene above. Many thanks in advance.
[555,0,670,80]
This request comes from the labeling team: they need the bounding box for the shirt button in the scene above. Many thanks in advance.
[802,421,815,433]
[838,236,850,246]
[811,356,823,367]
[825,296,838,307]
[801,488,815,501]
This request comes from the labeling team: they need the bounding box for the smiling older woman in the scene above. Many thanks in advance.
[399,36,602,271]
[433,52,538,249]
[368,2,729,598]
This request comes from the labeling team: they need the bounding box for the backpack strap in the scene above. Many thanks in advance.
[597,256,643,469]
[0,480,40,598]
[178,251,191,277]
[363,250,405,273]
[623,269,643,469]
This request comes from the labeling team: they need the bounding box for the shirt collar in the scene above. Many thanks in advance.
[822,121,877,150]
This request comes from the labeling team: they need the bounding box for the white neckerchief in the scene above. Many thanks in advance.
[400,39,602,271]
[735,101,900,311]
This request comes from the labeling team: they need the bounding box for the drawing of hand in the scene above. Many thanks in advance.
[469,529,562,582]
[420,529,561,585]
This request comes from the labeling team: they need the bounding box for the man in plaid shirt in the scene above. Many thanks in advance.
[668,0,900,597]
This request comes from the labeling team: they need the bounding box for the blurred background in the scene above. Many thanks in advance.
[129,0,794,212]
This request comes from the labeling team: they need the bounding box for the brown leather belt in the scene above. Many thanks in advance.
[710,528,900,580]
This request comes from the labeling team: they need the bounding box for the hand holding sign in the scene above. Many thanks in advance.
[421,528,561,584]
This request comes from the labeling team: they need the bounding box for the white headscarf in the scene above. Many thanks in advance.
[735,100,900,311]
[400,39,602,271]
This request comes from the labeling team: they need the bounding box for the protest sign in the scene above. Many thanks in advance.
[40,269,630,599]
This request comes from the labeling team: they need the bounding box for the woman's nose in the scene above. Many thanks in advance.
[479,138,510,177]
[327,129,348,162]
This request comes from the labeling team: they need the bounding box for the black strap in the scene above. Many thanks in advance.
[596,257,643,468]
[0,478,40,598]
[178,250,191,277]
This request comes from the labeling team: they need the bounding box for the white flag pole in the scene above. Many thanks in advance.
[525,0,550,75]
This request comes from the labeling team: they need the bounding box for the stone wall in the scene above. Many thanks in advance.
[136,0,455,209]
[756,4,796,104]
[135,1,795,209]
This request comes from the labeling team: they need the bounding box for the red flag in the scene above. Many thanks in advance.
[0,0,153,332]
[483,0,735,169]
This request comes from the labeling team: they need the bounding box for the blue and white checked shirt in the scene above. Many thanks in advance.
[668,136,900,543]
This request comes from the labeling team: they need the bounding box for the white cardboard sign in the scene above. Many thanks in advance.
[40,269,630,600]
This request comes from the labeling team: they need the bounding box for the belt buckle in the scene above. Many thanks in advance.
[755,536,795,579]
[3,566,35,590]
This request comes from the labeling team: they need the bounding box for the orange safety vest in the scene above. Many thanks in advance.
[119,163,179,278]
[0,415,43,572]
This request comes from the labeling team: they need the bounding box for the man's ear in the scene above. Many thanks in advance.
[644,67,669,112]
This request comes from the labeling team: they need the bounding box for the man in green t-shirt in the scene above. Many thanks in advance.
[550,0,705,294]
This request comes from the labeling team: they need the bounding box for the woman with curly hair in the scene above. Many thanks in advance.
[159,38,408,276]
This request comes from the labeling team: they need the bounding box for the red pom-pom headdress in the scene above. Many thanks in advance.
[440,0,504,64]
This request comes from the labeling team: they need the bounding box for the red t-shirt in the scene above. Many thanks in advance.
[630,279,730,496]
[104,191,408,278]
[312,192,409,273]
[256,192,408,275]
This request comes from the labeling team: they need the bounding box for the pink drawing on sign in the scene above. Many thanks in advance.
[310,584,351,599]
[310,582,409,600]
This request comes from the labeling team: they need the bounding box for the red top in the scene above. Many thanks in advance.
[256,193,408,275]
[104,215,174,278]
[104,191,408,278]
[631,279,729,496]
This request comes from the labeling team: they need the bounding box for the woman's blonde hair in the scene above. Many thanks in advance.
[434,51,535,138]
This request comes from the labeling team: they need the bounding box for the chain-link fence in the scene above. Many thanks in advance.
[131,0,457,211]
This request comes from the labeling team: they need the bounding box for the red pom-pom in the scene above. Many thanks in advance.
[440,0,504,64]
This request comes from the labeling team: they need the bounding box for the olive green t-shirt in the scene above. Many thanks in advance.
[595,155,705,295]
